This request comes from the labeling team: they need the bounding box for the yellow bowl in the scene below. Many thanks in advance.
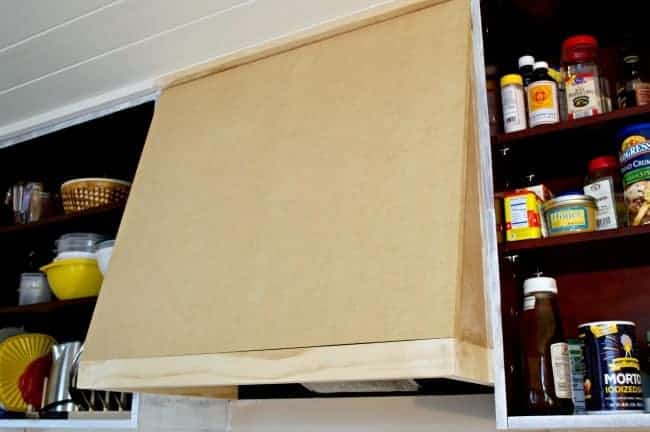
[40,258,103,300]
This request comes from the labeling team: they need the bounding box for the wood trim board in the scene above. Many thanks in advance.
[79,338,493,397]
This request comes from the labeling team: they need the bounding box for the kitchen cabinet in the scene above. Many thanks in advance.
[482,0,650,428]
[0,104,152,426]
[74,0,650,430]
[78,0,493,400]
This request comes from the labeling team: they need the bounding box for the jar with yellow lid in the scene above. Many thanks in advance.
[500,73,527,133]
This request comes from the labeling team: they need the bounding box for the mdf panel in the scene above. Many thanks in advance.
[84,0,474,361]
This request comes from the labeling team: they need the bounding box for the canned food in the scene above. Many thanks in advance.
[578,321,645,413]
[543,194,597,237]
[617,123,650,226]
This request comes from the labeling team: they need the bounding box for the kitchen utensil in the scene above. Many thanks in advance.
[18,273,52,305]
[5,182,24,224]
[95,240,114,275]
[0,334,56,412]
[40,259,102,300]
[4,183,52,224]
[43,341,82,413]
[60,178,130,214]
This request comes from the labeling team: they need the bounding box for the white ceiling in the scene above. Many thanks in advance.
[0,0,399,144]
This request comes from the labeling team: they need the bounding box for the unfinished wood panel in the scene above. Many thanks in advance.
[79,338,492,392]
[456,46,488,348]
[83,0,475,363]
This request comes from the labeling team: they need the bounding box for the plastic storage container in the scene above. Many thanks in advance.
[18,273,52,305]
[95,240,115,276]
[55,233,105,255]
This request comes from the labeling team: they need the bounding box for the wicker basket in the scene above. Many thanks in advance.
[61,178,131,213]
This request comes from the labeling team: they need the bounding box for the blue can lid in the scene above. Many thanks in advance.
[558,190,583,196]
[616,122,650,144]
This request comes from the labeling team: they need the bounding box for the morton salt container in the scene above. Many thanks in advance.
[579,321,645,413]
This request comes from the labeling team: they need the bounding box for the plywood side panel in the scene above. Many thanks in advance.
[84,0,472,362]
[455,49,488,348]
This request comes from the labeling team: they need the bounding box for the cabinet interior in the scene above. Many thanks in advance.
[0,102,152,344]
[481,0,650,420]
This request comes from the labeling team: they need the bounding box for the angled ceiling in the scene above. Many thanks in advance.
[0,0,401,143]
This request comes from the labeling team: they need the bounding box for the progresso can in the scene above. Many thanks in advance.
[578,321,645,413]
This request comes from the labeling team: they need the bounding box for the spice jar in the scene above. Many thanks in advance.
[500,74,527,133]
[562,35,604,120]
[521,275,574,415]
[618,55,650,108]
[585,156,626,229]
[528,61,560,127]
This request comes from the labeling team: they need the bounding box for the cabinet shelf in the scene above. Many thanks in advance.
[0,297,96,317]
[508,413,650,430]
[499,225,650,254]
[0,203,124,237]
[495,105,650,145]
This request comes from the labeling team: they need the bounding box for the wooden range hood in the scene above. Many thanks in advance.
[78,0,494,399]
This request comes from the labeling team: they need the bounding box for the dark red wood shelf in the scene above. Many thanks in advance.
[0,203,125,236]
[0,297,97,316]
[500,224,650,254]
[495,105,650,145]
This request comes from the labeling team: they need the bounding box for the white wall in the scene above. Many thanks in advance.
[8,394,499,432]
[229,395,497,432]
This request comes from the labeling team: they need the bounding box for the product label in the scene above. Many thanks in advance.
[501,86,526,133]
[547,206,589,233]
[584,178,618,230]
[568,340,586,413]
[528,81,559,126]
[637,83,650,106]
[505,194,542,241]
[582,323,645,411]
[551,342,572,399]
[508,196,530,228]
[523,296,535,311]
[590,323,618,337]
[619,137,650,226]
[565,72,602,119]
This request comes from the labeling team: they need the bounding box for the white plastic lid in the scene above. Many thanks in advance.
[518,55,535,68]
[523,276,557,295]
[533,61,549,70]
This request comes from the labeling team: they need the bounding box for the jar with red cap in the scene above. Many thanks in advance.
[562,35,604,120]
[584,156,626,229]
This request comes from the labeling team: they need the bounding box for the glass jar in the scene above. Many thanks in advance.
[586,156,627,228]
[562,35,604,120]
[520,275,574,415]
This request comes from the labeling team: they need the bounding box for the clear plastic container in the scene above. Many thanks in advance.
[55,233,105,254]
[562,35,603,120]
[18,272,52,305]
[95,240,115,276]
